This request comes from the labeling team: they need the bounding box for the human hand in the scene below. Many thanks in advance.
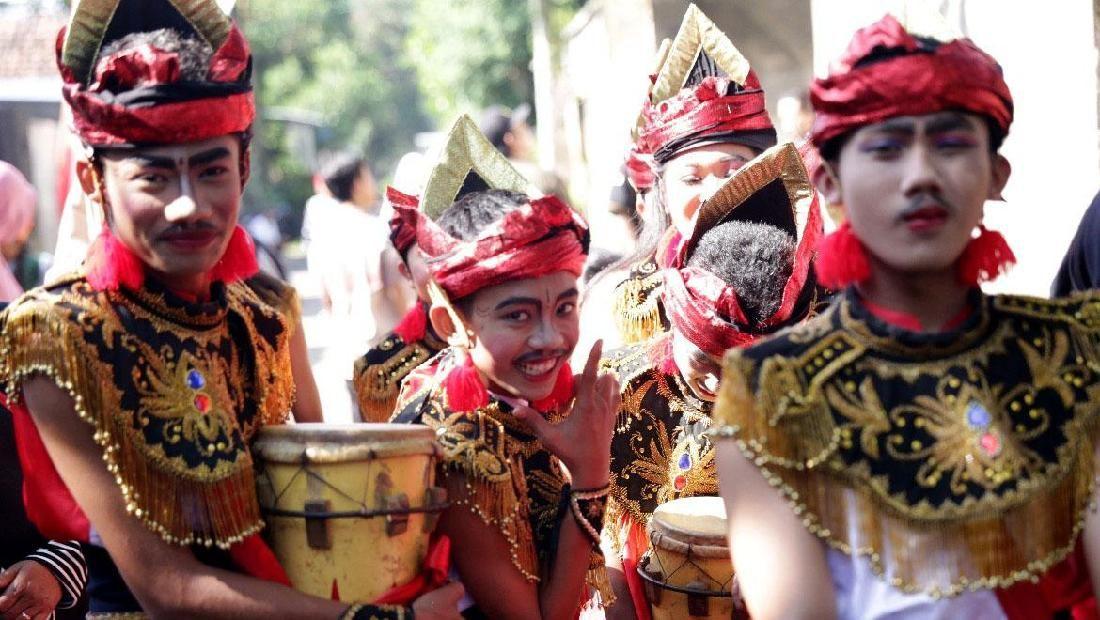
[411,581,465,620]
[0,561,62,620]
[514,340,620,488]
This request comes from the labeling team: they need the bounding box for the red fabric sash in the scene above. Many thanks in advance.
[809,15,1012,148]
[395,194,588,300]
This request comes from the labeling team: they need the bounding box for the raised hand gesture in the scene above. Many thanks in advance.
[514,340,620,489]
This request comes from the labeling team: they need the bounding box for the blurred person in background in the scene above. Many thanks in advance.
[0,161,38,302]
[1051,189,1100,296]
[314,153,412,419]
[479,104,567,198]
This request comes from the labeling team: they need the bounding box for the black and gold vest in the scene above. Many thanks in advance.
[0,272,295,548]
[353,307,445,423]
[713,288,1100,597]
[602,336,717,554]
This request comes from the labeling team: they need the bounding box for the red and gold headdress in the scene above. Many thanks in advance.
[627,4,776,192]
[662,142,822,358]
[809,13,1013,149]
[59,0,255,148]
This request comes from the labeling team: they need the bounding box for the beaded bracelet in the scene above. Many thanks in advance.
[569,485,610,546]
[339,603,411,620]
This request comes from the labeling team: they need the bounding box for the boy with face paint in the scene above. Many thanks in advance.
[390,121,622,616]
[601,143,822,619]
[713,15,1099,619]
[0,1,460,617]
[603,4,779,347]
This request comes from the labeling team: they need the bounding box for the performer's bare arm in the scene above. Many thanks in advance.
[716,442,836,620]
[602,554,636,620]
[1081,437,1100,598]
[289,318,324,423]
[439,342,619,618]
[22,377,349,619]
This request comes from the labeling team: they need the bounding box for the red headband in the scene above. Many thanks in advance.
[59,25,255,147]
[395,194,589,300]
[810,15,1012,148]
[387,187,419,255]
[662,266,754,358]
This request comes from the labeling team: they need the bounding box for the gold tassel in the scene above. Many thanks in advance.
[612,274,664,345]
[585,561,617,608]
[354,367,401,423]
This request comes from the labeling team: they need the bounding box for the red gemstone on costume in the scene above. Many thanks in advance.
[674,475,687,491]
[194,393,211,413]
[980,432,1001,456]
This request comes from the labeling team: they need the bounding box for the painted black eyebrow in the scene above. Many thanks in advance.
[557,288,579,301]
[187,146,232,167]
[868,112,973,135]
[494,296,541,311]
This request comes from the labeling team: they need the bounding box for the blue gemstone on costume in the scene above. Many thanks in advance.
[678,453,691,470]
[966,401,991,429]
[186,369,205,390]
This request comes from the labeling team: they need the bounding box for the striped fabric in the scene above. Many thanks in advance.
[25,540,86,609]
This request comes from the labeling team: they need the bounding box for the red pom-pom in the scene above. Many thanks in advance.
[531,363,574,413]
[210,225,259,283]
[443,350,489,412]
[813,221,871,289]
[957,225,1015,286]
[393,301,428,343]
[85,225,145,291]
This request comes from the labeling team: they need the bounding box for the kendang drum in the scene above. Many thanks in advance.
[638,496,746,619]
[254,423,446,601]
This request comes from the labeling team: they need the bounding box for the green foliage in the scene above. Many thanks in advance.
[405,0,534,124]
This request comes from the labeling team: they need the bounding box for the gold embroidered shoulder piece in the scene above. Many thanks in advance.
[611,256,665,345]
[711,290,1100,597]
[243,272,302,332]
[0,273,294,548]
[391,351,613,604]
[603,338,717,551]
[353,329,444,423]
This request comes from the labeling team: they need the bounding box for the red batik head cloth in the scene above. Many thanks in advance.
[662,142,823,358]
[627,4,776,192]
[58,0,255,148]
[809,14,1013,149]
[395,194,589,302]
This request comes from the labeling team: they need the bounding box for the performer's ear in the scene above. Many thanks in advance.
[429,304,458,342]
[76,159,101,202]
[813,160,842,206]
[239,146,252,188]
[989,154,1010,201]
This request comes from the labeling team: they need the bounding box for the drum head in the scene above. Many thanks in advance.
[254,423,438,462]
[650,496,728,550]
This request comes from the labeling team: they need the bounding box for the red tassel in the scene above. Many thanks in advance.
[957,225,1015,286]
[531,363,574,413]
[85,225,145,291]
[393,301,428,343]
[209,225,260,283]
[228,534,291,586]
[443,350,489,411]
[814,221,871,290]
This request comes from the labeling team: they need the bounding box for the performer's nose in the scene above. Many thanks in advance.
[164,176,200,221]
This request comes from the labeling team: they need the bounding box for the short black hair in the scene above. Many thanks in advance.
[436,189,528,241]
[687,220,794,327]
[320,153,367,203]
[97,28,213,86]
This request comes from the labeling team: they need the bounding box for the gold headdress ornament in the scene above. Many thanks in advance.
[649,3,751,104]
[62,0,231,84]
[419,114,535,220]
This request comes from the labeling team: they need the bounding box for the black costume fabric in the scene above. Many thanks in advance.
[713,287,1100,597]
[353,309,445,423]
[1052,189,1100,296]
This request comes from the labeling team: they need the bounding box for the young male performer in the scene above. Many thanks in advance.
[603,3,778,346]
[602,143,821,618]
[391,121,620,616]
[0,2,459,617]
[713,15,1098,619]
